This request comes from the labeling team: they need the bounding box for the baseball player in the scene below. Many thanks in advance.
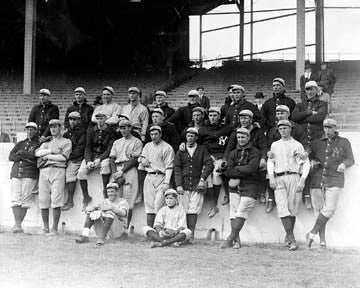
[153,90,175,120]
[198,107,232,218]
[62,111,87,211]
[306,119,354,249]
[78,112,117,201]
[28,88,60,141]
[181,107,206,141]
[221,127,261,249]
[174,127,214,243]
[197,86,210,111]
[64,87,94,130]
[110,119,143,228]
[120,87,149,142]
[9,122,40,233]
[91,86,121,126]
[267,120,310,251]
[35,119,72,236]
[138,125,175,227]
[143,189,192,248]
[75,182,129,246]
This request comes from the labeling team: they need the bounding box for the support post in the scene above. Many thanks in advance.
[315,0,324,64]
[296,0,306,90]
[250,0,253,61]
[237,0,244,62]
[199,14,203,68]
[23,0,36,95]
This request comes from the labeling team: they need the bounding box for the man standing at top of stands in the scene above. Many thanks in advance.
[153,90,175,121]
[91,86,121,126]
[197,86,210,111]
[28,88,60,142]
[168,90,201,135]
[261,78,296,132]
[220,85,235,120]
[300,63,317,102]
[64,87,94,130]
[225,85,263,130]
[317,62,336,96]
[62,111,87,211]
[120,87,149,142]
[254,92,265,111]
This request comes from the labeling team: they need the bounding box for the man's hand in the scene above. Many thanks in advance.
[51,148,62,154]
[254,122,261,128]
[89,210,102,220]
[39,136,47,143]
[269,178,276,189]
[161,183,170,193]
[140,157,150,167]
[176,186,185,195]
[197,178,206,191]
[113,170,123,179]
[87,161,95,169]
[259,158,267,171]
[100,203,112,211]
[141,135,145,142]
[312,111,318,115]
[267,151,275,159]
[337,163,346,173]
[16,150,25,156]
[93,159,101,168]
[179,142,186,152]
[296,177,305,192]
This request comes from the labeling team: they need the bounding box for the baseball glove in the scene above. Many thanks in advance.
[114,175,126,186]
[163,228,179,239]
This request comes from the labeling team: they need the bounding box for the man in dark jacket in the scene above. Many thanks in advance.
[153,90,175,121]
[300,63,317,102]
[64,87,94,130]
[9,122,40,233]
[77,112,117,201]
[197,86,210,111]
[261,78,296,132]
[28,88,59,141]
[317,62,336,96]
[221,127,261,249]
[198,107,232,218]
[168,90,201,134]
[62,112,87,211]
[306,119,354,249]
[174,127,214,243]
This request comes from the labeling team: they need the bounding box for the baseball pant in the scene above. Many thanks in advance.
[65,160,81,183]
[178,190,204,215]
[205,159,224,188]
[11,178,37,208]
[143,173,166,214]
[143,226,192,240]
[274,174,302,218]
[310,186,341,218]
[77,158,111,180]
[114,164,138,209]
[229,193,256,220]
[93,214,127,240]
[39,167,66,209]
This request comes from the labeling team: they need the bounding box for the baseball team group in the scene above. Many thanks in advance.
[9,73,354,250]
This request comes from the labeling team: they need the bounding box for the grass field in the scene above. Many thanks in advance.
[1,232,359,288]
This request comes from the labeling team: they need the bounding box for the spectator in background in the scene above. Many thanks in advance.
[318,83,331,115]
[317,62,336,96]
[261,78,296,132]
[300,63,317,102]
[153,90,175,121]
[64,87,94,130]
[121,87,149,142]
[28,88,60,142]
[197,86,210,111]
[254,92,265,111]
[220,85,235,120]
[0,129,10,142]
[91,86,121,126]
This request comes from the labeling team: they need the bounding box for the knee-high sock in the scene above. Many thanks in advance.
[127,209,133,228]
[66,182,76,204]
[281,216,294,242]
[102,174,111,198]
[147,213,156,227]
[290,216,296,230]
[99,217,114,239]
[79,180,90,199]
[84,214,94,229]
[20,208,28,223]
[52,207,61,231]
[319,223,326,243]
[41,209,50,230]
[12,206,22,226]
[146,230,163,242]
[229,217,245,241]
[221,175,229,196]
[138,170,146,195]
[310,213,329,235]
[186,214,197,235]
[267,185,275,201]
[212,185,221,206]
[161,233,186,246]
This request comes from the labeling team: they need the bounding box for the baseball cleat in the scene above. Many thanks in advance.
[61,202,74,211]
[46,230,59,237]
[259,194,266,204]
[305,196,312,210]
[75,235,89,244]
[266,200,274,213]
[12,225,24,234]
[150,242,162,248]
[232,241,241,249]
[288,241,298,251]
[96,238,105,246]
[220,239,233,249]
[306,233,314,249]
[172,242,180,248]
[208,207,219,218]
[221,194,229,205]
[320,242,327,249]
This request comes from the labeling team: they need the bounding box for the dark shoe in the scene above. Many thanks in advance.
[208,207,219,218]
[233,241,241,249]
[288,241,298,251]
[82,197,92,211]
[61,202,74,211]
[46,230,59,237]
[320,242,327,249]
[221,239,233,249]
[75,235,89,244]
[306,233,314,249]
[221,194,229,205]
[305,196,312,210]
[266,200,274,213]
[284,235,290,248]
[96,238,105,246]
[42,228,50,235]
[172,242,180,248]
[150,241,162,248]
[259,194,266,204]
[135,194,143,204]
[12,225,24,234]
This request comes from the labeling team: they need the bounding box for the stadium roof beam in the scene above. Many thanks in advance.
[315,0,325,64]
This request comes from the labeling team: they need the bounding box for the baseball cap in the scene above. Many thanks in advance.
[239,109,253,118]
[236,127,250,136]
[186,127,198,135]
[192,107,205,115]
[106,182,119,190]
[68,111,81,119]
[255,92,264,99]
[273,78,285,87]
[208,107,221,115]
[49,119,61,126]
[323,118,337,128]
[164,189,178,198]
[149,125,162,133]
[155,90,167,97]
[102,86,114,95]
[39,88,50,96]
[151,108,164,116]
[119,119,132,127]
[74,87,86,94]
[305,81,318,89]
[128,87,140,94]
[231,85,245,93]
[25,122,37,129]
[188,90,200,97]
[276,105,290,113]
[95,112,107,118]
[277,119,292,128]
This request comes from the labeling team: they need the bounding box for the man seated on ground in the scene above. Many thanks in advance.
[153,90,175,121]
[78,112,117,202]
[174,127,214,243]
[221,127,261,249]
[62,112,87,211]
[9,122,40,233]
[75,182,129,246]
[143,189,192,248]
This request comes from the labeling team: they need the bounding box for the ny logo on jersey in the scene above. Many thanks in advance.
[218,136,228,146]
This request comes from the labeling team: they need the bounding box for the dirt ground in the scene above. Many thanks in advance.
[0,232,359,288]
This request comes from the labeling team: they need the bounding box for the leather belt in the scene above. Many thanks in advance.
[275,171,298,177]
[147,171,165,175]
[45,165,65,169]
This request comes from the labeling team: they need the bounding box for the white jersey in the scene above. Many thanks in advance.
[154,205,187,230]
